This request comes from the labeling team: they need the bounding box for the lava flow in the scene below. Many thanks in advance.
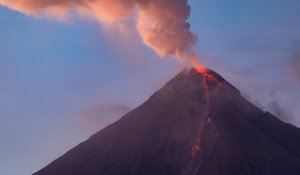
[191,66,210,158]
[185,66,216,175]
[195,65,223,88]
[191,65,223,158]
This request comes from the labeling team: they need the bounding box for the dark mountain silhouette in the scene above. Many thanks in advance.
[34,68,300,175]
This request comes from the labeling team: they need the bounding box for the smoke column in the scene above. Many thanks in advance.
[0,0,198,63]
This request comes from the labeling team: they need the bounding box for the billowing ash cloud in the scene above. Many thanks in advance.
[0,0,197,60]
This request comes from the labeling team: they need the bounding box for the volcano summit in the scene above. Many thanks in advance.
[34,68,300,175]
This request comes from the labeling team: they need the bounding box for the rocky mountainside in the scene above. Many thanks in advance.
[34,68,300,175]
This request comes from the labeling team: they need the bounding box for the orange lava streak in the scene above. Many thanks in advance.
[191,66,210,158]
[191,64,224,158]
[194,64,223,88]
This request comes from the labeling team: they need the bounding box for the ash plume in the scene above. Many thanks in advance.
[0,0,197,61]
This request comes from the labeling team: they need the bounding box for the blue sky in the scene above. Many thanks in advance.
[1,0,300,174]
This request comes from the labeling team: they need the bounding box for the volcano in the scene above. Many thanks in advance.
[34,68,300,175]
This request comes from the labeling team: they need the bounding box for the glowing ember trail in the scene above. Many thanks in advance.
[185,66,216,175]
[184,66,224,175]
[191,66,210,158]
[191,66,223,158]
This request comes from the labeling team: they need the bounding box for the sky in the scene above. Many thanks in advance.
[1,0,300,174]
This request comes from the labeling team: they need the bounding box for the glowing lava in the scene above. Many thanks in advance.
[194,64,223,88]
[191,65,223,158]
[191,65,210,158]
[194,65,208,74]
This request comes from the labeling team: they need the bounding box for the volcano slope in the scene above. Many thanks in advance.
[34,68,300,175]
